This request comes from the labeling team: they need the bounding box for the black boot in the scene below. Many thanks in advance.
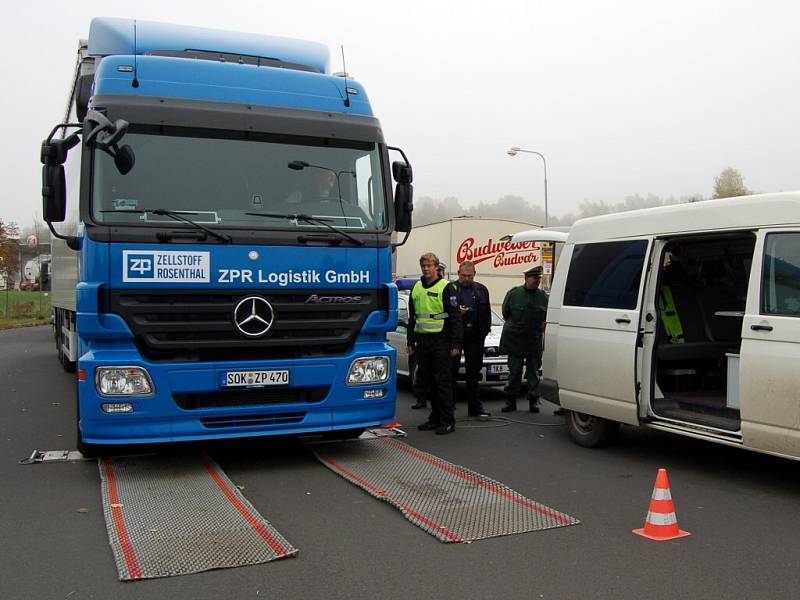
[501,399,517,413]
[411,400,427,409]
[528,397,540,413]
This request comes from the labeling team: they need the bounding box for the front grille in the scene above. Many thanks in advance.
[200,412,306,429]
[174,386,329,409]
[101,289,387,362]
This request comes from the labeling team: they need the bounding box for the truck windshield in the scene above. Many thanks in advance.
[91,128,387,231]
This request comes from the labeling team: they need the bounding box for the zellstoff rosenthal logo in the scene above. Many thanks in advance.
[233,296,275,338]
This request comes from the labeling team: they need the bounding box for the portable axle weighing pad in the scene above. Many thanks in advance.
[312,437,579,543]
[98,453,297,580]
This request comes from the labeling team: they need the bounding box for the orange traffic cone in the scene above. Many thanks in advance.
[633,468,691,541]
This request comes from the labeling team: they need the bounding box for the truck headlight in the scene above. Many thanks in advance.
[95,367,154,396]
[347,356,389,385]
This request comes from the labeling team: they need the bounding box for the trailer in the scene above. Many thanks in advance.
[394,217,550,308]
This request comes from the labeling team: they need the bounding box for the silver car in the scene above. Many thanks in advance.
[388,291,510,389]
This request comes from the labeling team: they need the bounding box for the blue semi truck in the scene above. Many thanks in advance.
[41,18,413,455]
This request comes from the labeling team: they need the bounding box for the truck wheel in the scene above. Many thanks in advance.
[566,410,619,448]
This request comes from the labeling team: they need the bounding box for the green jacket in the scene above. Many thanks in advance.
[499,285,549,356]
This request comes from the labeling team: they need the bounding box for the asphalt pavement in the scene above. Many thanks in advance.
[2,326,800,599]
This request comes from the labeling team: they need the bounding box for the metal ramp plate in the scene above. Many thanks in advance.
[98,453,298,580]
[312,438,579,543]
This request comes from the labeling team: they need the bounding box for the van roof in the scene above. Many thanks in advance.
[567,191,800,243]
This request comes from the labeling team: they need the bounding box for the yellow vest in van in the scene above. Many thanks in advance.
[658,286,685,344]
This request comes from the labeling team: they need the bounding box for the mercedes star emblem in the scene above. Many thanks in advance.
[233,296,275,338]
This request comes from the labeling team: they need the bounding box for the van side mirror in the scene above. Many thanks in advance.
[42,164,67,223]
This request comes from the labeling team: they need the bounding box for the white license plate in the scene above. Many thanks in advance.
[489,364,509,374]
[223,370,289,387]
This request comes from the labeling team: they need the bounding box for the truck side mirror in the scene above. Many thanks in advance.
[394,182,413,233]
[387,149,414,237]
[42,164,67,223]
[392,161,413,184]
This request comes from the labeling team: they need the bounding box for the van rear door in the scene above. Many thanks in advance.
[556,238,651,425]
[740,229,800,457]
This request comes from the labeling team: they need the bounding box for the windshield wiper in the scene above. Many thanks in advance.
[100,208,232,243]
[245,212,364,246]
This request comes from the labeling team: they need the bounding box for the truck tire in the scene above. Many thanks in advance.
[566,410,619,448]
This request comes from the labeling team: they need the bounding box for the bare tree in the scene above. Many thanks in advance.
[713,167,751,199]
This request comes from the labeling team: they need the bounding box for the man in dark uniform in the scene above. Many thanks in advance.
[451,260,492,418]
[411,262,449,410]
[499,265,548,413]
[407,253,463,434]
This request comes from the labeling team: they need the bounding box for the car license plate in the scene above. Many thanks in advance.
[223,370,289,387]
[489,364,509,374]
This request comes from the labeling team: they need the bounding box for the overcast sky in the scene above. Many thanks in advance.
[3,0,799,228]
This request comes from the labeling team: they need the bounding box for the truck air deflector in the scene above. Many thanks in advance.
[92,55,372,116]
[89,17,330,74]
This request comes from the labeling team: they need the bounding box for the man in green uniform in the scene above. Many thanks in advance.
[499,265,549,413]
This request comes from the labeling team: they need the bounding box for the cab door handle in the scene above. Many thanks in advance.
[750,324,773,332]
[616,317,631,324]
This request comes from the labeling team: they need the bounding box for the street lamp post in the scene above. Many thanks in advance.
[506,146,548,228]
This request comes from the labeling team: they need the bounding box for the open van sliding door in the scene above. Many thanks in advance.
[556,238,651,425]
[740,229,800,458]
[637,240,668,419]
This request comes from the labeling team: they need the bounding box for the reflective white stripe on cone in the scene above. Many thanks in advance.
[633,468,691,541]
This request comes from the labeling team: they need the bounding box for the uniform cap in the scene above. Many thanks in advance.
[524,266,542,277]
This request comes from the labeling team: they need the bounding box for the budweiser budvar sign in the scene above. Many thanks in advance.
[455,236,540,269]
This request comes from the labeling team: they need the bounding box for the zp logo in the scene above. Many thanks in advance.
[125,253,154,279]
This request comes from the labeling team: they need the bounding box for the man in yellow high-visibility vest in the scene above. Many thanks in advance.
[407,252,463,435]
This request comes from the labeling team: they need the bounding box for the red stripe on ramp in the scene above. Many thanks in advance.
[381,438,573,525]
[202,456,290,556]
[318,453,462,542]
[103,460,142,580]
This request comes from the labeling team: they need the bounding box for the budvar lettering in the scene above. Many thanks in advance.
[455,237,540,266]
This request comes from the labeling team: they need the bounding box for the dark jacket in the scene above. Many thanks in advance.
[452,280,492,339]
[499,285,548,356]
[407,276,463,349]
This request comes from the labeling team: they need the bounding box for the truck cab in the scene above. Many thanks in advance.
[41,19,413,454]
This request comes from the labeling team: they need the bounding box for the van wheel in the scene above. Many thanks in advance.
[566,410,619,447]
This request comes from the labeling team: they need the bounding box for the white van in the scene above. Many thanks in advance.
[519,193,800,461]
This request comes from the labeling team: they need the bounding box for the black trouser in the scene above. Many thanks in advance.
[451,334,486,414]
[416,333,455,427]
[504,344,543,402]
